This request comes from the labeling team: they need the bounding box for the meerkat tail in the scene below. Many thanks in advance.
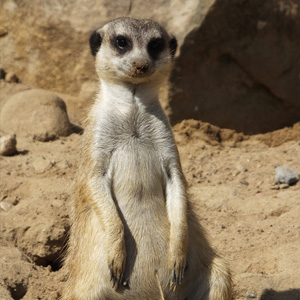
[208,256,233,300]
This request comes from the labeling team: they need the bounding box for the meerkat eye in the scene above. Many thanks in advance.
[115,36,129,49]
[148,38,165,58]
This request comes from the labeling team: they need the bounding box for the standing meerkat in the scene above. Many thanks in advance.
[62,17,232,300]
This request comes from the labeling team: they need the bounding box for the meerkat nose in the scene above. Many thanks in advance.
[132,62,149,74]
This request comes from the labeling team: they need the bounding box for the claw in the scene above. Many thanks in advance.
[171,269,176,283]
[118,273,124,286]
[170,262,187,288]
[179,269,183,284]
[109,259,124,289]
[110,267,114,281]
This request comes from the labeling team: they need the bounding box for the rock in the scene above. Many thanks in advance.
[5,72,18,83]
[246,291,256,298]
[275,166,299,185]
[239,179,249,186]
[0,89,74,141]
[0,133,17,156]
[236,164,247,173]
[169,0,300,134]
[0,201,12,211]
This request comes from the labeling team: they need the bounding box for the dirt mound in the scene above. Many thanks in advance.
[173,119,245,147]
[251,122,300,147]
[174,119,300,148]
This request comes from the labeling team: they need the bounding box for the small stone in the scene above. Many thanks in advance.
[275,166,299,185]
[5,72,18,83]
[236,164,247,173]
[0,134,17,156]
[0,201,12,212]
[239,179,249,186]
[246,291,256,298]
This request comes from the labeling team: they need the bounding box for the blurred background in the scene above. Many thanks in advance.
[1,0,299,134]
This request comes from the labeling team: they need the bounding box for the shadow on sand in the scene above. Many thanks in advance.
[260,288,300,300]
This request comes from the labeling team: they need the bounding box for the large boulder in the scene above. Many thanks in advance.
[0,89,74,141]
[169,0,300,134]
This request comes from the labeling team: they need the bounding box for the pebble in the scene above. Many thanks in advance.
[239,179,249,186]
[0,134,17,156]
[0,201,12,212]
[275,166,299,185]
[246,291,256,298]
[236,164,247,173]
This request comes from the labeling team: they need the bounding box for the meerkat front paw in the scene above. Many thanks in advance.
[108,248,126,288]
[107,234,126,288]
[168,252,187,288]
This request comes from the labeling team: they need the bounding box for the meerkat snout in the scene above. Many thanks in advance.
[132,62,149,75]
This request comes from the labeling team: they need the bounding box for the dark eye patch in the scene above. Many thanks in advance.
[112,35,132,54]
[147,38,165,59]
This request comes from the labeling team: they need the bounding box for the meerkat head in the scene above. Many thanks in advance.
[89,17,177,85]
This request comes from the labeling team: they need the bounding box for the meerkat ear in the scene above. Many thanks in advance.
[169,36,177,58]
[89,30,102,56]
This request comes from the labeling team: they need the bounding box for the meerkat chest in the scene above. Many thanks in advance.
[93,105,168,200]
[94,104,163,149]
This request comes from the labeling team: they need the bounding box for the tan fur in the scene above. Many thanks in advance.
[61,17,232,300]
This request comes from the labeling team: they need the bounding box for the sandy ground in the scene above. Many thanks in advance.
[0,85,300,300]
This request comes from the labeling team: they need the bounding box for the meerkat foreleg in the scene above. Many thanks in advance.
[88,174,126,288]
[165,163,188,288]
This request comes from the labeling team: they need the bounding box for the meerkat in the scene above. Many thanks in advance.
[62,17,232,300]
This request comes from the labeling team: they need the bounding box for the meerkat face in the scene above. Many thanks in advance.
[89,17,177,84]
